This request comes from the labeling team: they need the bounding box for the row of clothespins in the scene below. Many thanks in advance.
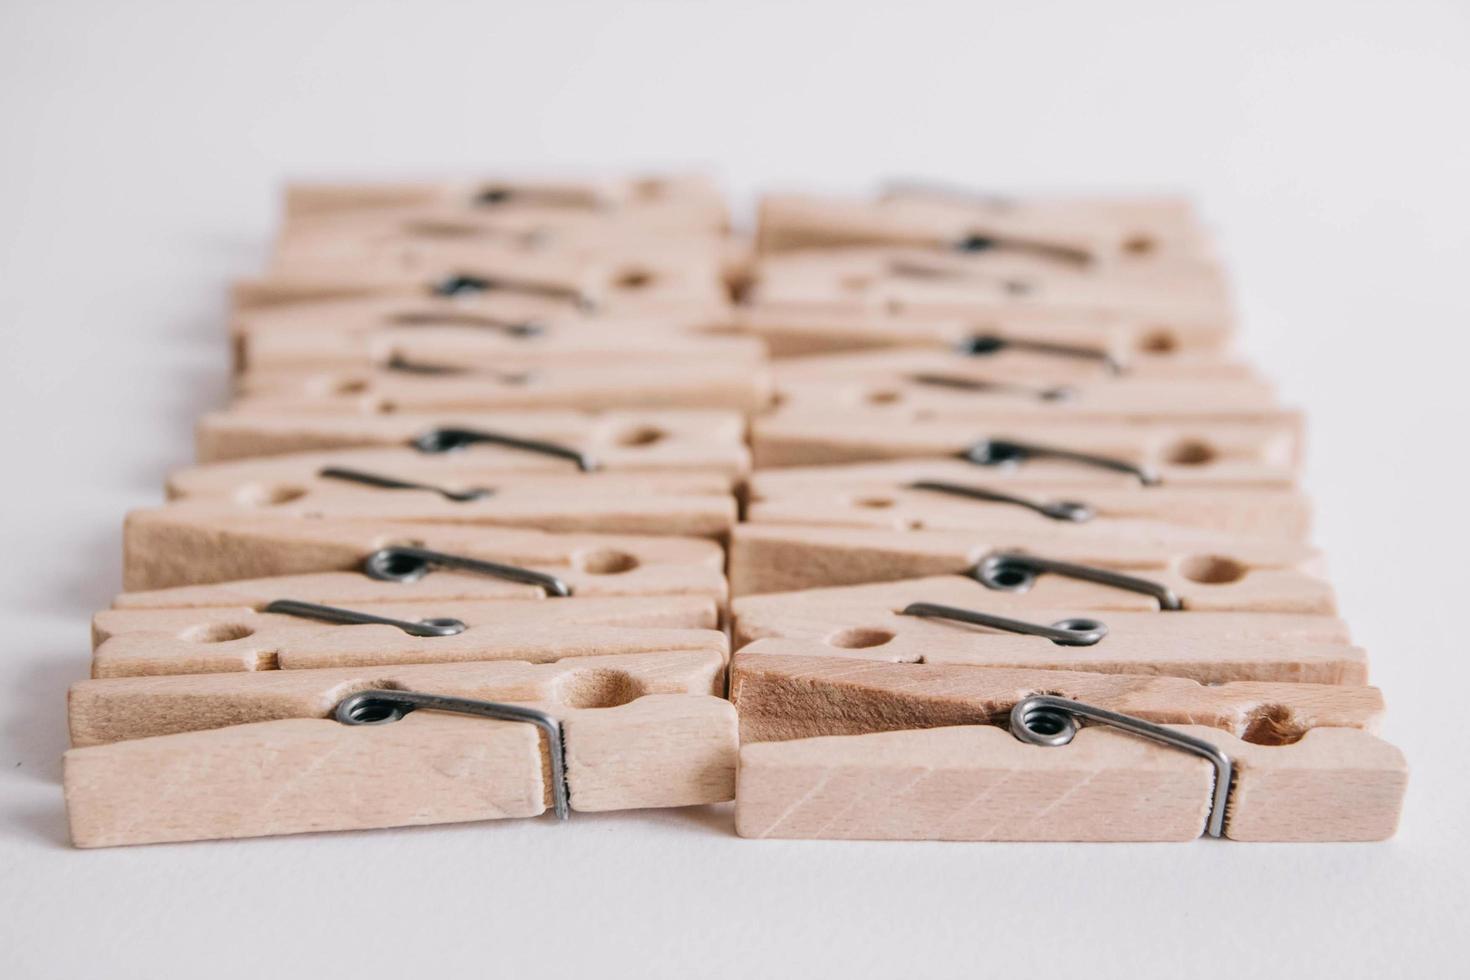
[63,174,1406,847]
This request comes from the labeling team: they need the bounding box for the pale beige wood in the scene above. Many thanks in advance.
[731,612,1362,687]
[195,409,751,470]
[748,462,1311,538]
[772,376,1288,428]
[755,193,1213,263]
[282,173,728,226]
[91,598,727,677]
[751,416,1300,477]
[734,723,1404,842]
[140,486,737,541]
[241,316,762,373]
[121,512,726,592]
[66,693,738,847]
[72,649,726,744]
[729,524,1332,610]
[169,449,736,501]
[775,344,1255,383]
[231,360,773,414]
[728,651,1384,744]
[735,304,1232,360]
[748,245,1230,323]
[736,725,1215,841]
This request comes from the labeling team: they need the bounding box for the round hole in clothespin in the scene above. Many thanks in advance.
[1178,554,1248,585]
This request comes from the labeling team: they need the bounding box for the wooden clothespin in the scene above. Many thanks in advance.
[731,651,1404,841]
[235,243,728,315]
[282,173,729,227]
[730,582,1356,684]
[734,305,1234,363]
[751,416,1299,480]
[65,651,738,846]
[230,358,773,414]
[747,458,1311,538]
[234,296,755,373]
[770,367,1287,426]
[755,190,1213,264]
[121,513,727,593]
[90,597,727,677]
[772,344,1251,383]
[145,466,738,539]
[746,245,1230,322]
[729,649,1383,744]
[194,409,751,470]
[729,522,1331,602]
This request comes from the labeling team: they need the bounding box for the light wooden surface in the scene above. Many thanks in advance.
[67,692,739,847]
[749,462,1311,537]
[74,648,728,744]
[729,651,1384,743]
[121,512,727,592]
[734,722,1404,841]
[751,415,1301,474]
[231,360,773,414]
[195,408,752,471]
[732,622,1363,687]
[728,523,1333,608]
[91,597,727,676]
[144,484,738,540]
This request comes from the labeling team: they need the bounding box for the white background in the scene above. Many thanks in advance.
[3,1,1468,976]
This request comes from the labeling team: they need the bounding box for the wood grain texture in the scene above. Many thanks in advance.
[139,488,738,541]
[121,512,726,592]
[91,598,727,677]
[728,523,1333,610]
[728,651,1384,743]
[73,649,726,744]
[748,459,1311,538]
[66,693,738,847]
[734,723,1404,842]
[750,415,1300,475]
[194,408,750,469]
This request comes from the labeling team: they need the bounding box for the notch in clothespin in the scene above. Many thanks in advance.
[734,669,1405,841]
[230,357,774,415]
[148,459,739,539]
[747,458,1312,539]
[730,581,1359,685]
[194,409,751,474]
[282,173,729,227]
[121,512,727,594]
[64,651,739,847]
[90,596,729,677]
[728,521,1333,605]
[751,416,1301,476]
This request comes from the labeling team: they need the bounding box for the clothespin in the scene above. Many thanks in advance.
[140,475,736,540]
[755,190,1213,265]
[734,305,1234,364]
[230,358,773,414]
[65,651,738,846]
[751,416,1300,478]
[121,513,727,593]
[233,295,755,373]
[90,597,728,676]
[729,522,1331,602]
[234,242,729,314]
[769,363,1287,426]
[193,409,751,470]
[771,344,1251,383]
[747,458,1312,538]
[731,650,1404,842]
[746,245,1230,324]
[282,173,728,228]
